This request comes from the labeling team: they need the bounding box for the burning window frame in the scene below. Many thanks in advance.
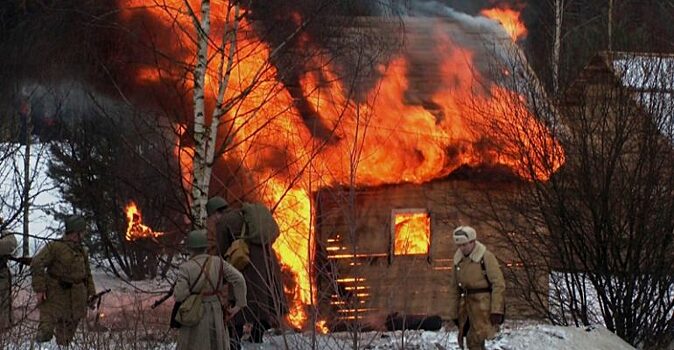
[390,208,432,257]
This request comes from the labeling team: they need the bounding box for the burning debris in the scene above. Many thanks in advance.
[125,202,163,241]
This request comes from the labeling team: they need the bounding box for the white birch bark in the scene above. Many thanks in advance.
[188,0,211,227]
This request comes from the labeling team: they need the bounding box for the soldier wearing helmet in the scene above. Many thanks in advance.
[174,229,246,350]
[206,196,288,350]
[0,216,18,329]
[30,215,97,345]
[448,226,506,350]
[205,196,229,256]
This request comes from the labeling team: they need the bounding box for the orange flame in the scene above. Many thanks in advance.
[118,1,563,329]
[125,202,163,241]
[316,319,329,334]
[393,212,431,255]
[481,6,528,41]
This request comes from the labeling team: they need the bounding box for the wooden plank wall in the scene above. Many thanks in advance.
[314,177,546,327]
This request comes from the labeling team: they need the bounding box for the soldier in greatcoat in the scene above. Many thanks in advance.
[174,229,247,350]
[0,217,18,329]
[448,226,506,350]
[206,196,288,350]
[30,215,96,346]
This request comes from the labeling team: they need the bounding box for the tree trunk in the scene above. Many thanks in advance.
[190,0,212,228]
[22,100,32,257]
[552,0,564,95]
[608,0,613,51]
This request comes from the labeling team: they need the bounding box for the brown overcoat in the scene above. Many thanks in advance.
[0,233,17,328]
[30,240,96,345]
[448,241,506,350]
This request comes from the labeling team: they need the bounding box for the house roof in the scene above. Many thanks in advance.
[610,51,674,92]
[609,52,674,138]
[568,51,674,139]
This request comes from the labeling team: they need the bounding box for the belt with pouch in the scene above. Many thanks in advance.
[49,271,86,289]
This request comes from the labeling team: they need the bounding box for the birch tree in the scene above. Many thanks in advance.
[186,0,238,227]
[179,0,337,228]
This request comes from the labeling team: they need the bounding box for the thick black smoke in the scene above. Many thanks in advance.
[15,0,656,139]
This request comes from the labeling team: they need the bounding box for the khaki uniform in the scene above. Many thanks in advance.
[31,240,95,345]
[449,241,506,350]
[0,233,17,329]
[174,254,247,350]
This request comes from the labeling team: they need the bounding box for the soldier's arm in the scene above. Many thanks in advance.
[221,258,247,308]
[30,244,54,293]
[84,254,96,297]
[0,234,18,256]
[173,263,191,302]
[448,264,460,321]
[485,252,506,314]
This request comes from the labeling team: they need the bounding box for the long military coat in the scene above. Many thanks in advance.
[174,254,247,350]
[31,240,96,321]
[0,233,17,327]
[448,241,506,349]
[214,209,288,328]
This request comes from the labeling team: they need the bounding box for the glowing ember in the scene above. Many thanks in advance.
[316,320,329,334]
[125,202,163,241]
[481,6,528,41]
[393,212,431,255]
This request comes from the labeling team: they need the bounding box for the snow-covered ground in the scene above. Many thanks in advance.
[3,322,635,349]
[1,271,637,349]
[263,324,635,350]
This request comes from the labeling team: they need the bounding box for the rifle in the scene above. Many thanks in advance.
[89,288,112,307]
[89,289,111,329]
[89,288,112,305]
[151,283,176,309]
[8,256,32,266]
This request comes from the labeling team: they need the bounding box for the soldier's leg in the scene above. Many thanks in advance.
[465,295,492,350]
[54,318,78,346]
[35,302,56,342]
[0,277,11,329]
[229,323,243,350]
[250,320,267,343]
[466,328,486,350]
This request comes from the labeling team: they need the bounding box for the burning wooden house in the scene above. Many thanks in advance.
[306,14,562,328]
[314,174,528,327]
[111,2,563,328]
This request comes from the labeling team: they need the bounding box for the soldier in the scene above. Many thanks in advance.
[448,226,506,350]
[174,229,247,350]
[0,217,18,329]
[30,215,96,346]
[206,196,229,256]
[206,196,288,350]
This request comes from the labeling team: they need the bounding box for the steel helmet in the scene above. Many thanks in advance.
[206,196,228,216]
[186,229,209,249]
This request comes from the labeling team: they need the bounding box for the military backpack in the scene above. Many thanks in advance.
[173,257,212,327]
[224,202,279,271]
[240,202,280,245]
